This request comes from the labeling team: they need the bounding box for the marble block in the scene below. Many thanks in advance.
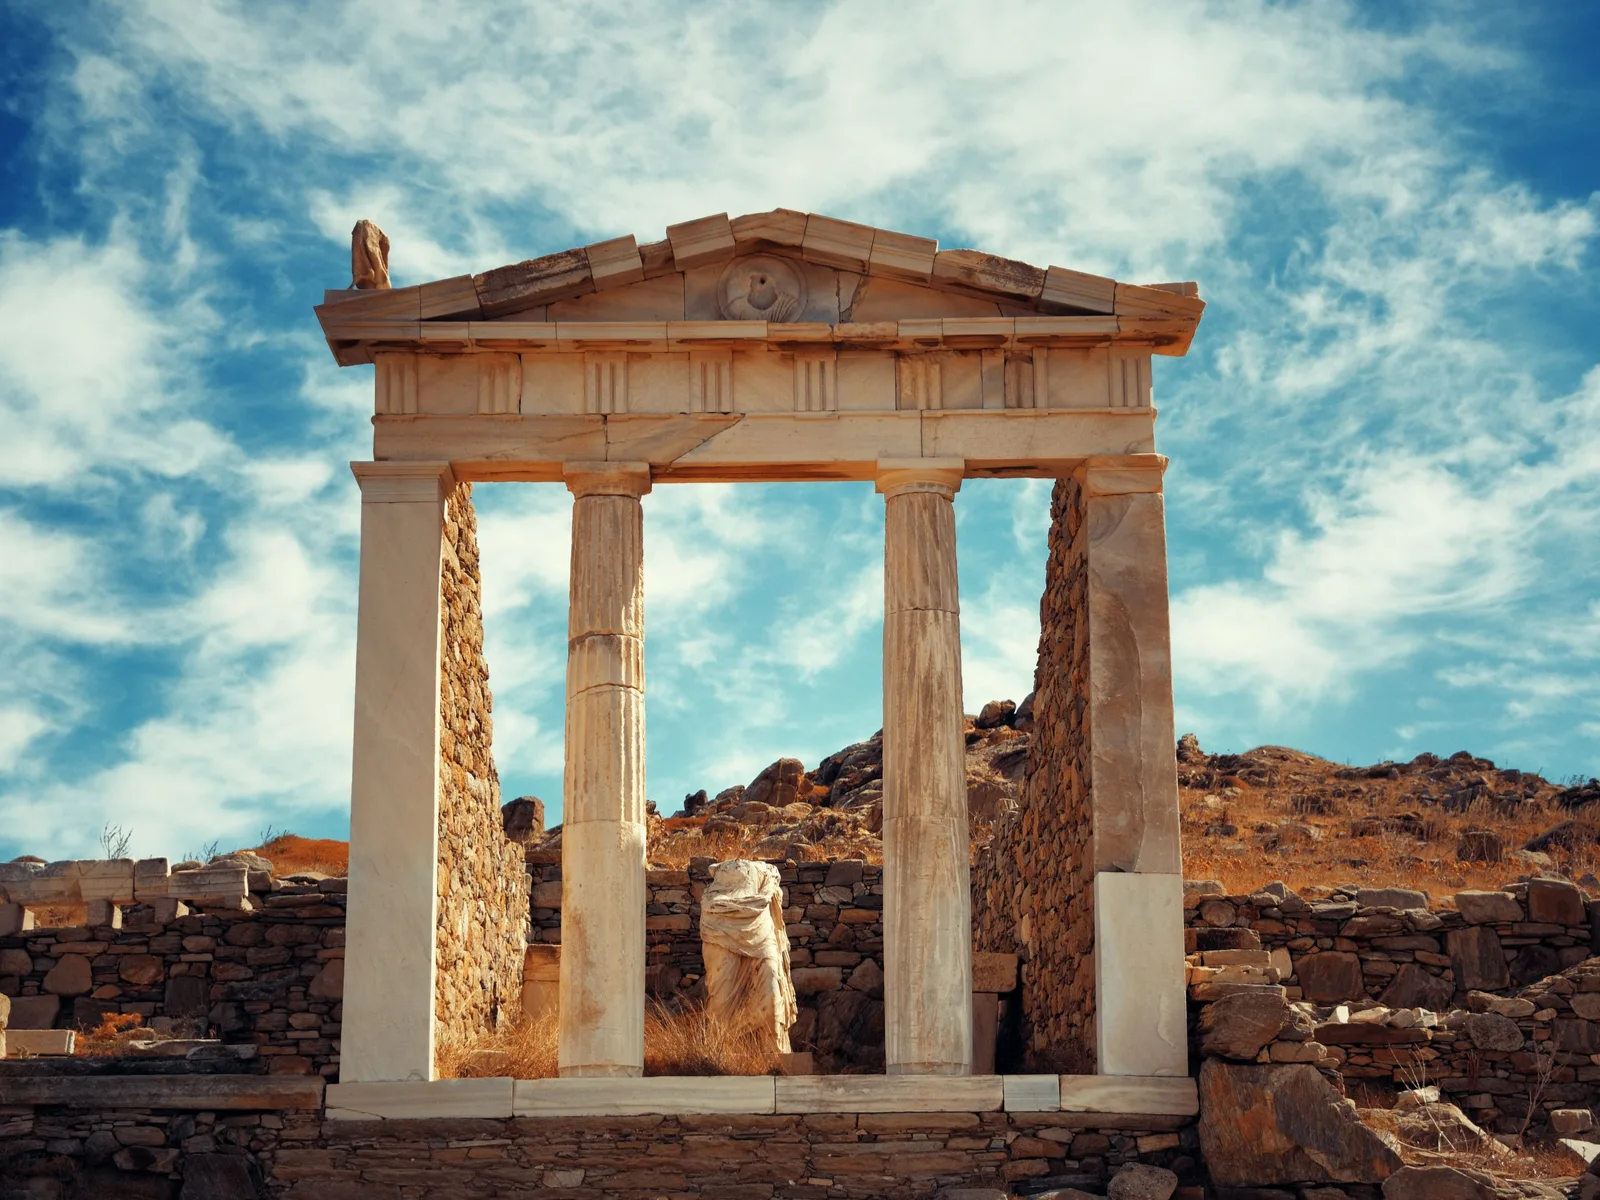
[1095,871,1187,1077]
[1058,1074,1198,1116]
[1003,1074,1061,1111]
[514,1075,776,1116]
[326,1077,514,1120]
[776,1074,1003,1113]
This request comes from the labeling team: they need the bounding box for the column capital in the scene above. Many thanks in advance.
[1080,454,1167,497]
[351,461,455,504]
[564,461,652,499]
[875,458,964,500]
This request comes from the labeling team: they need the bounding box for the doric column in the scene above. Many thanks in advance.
[878,457,972,1076]
[342,461,453,1083]
[1083,455,1187,1077]
[558,461,650,1077]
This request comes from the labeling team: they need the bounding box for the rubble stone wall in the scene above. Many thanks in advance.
[970,476,1096,1070]
[0,884,347,1076]
[1185,875,1600,1139]
[1184,877,1600,1010]
[0,1105,1199,1198]
[434,483,529,1066]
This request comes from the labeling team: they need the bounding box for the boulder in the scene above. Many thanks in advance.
[43,954,93,997]
[0,948,31,975]
[1356,888,1428,911]
[790,967,843,996]
[745,758,806,808]
[1198,1059,1403,1187]
[1446,926,1510,991]
[1552,1109,1597,1137]
[1527,877,1586,926]
[1200,989,1290,1060]
[974,699,1015,729]
[1462,1012,1524,1052]
[1295,952,1365,1002]
[1389,1100,1496,1152]
[308,958,343,1000]
[1453,890,1523,924]
[501,796,545,843]
[1107,1164,1178,1200]
[1381,1165,1499,1200]
[1456,829,1504,863]
[1378,964,1455,1012]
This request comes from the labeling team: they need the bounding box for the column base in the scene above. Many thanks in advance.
[558,1064,645,1079]
[886,1063,972,1077]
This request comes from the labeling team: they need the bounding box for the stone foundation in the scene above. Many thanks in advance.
[0,1094,1199,1199]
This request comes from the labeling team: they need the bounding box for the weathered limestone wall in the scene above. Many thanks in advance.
[971,477,1096,1070]
[434,484,529,1065]
[0,1103,1198,1198]
[0,882,347,1075]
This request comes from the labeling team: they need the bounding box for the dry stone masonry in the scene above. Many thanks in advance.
[433,483,529,1066]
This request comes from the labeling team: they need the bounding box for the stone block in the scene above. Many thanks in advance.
[165,976,209,1018]
[1447,925,1511,991]
[0,903,33,936]
[6,1028,75,1055]
[971,951,1019,993]
[1378,964,1455,1013]
[777,1074,1002,1113]
[1355,887,1427,911]
[43,954,93,997]
[1463,1012,1523,1051]
[1058,1074,1198,1115]
[1552,1109,1597,1136]
[179,1153,259,1200]
[119,955,165,986]
[1095,872,1186,1076]
[1293,952,1364,1003]
[1200,989,1289,1060]
[514,1075,775,1116]
[327,1077,515,1120]
[790,967,842,996]
[1527,878,1586,926]
[7,994,60,1029]
[1003,1074,1060,1111]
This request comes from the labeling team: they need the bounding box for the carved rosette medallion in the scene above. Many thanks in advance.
[717,255,807,323]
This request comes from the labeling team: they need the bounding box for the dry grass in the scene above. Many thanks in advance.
[1179,771,1600,897]
[246,833,349,876]
[72,1012,202,1057]
[440,1002,781,1080]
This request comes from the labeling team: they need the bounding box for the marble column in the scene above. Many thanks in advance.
[342,461,452,1083]
[877,457,973,1075]
[1083,456,1187,1077]
[558,462,650,1078]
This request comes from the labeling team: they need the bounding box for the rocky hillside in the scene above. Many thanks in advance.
[513,702,1600,896]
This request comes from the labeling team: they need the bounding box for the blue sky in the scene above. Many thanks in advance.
[1,2,1597,860]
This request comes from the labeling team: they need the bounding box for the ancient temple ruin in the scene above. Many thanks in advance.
[314,209,1202,1115]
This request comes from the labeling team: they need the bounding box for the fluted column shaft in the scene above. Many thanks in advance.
[342,461,452,1083]
[878,458,972,1075]
[558,462,650,1078]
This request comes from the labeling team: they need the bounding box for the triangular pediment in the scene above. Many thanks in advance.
[316,210,1203,365]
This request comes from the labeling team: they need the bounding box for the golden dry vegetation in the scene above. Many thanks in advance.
[439,1003,781,1080]
[1176,744,1598,898]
